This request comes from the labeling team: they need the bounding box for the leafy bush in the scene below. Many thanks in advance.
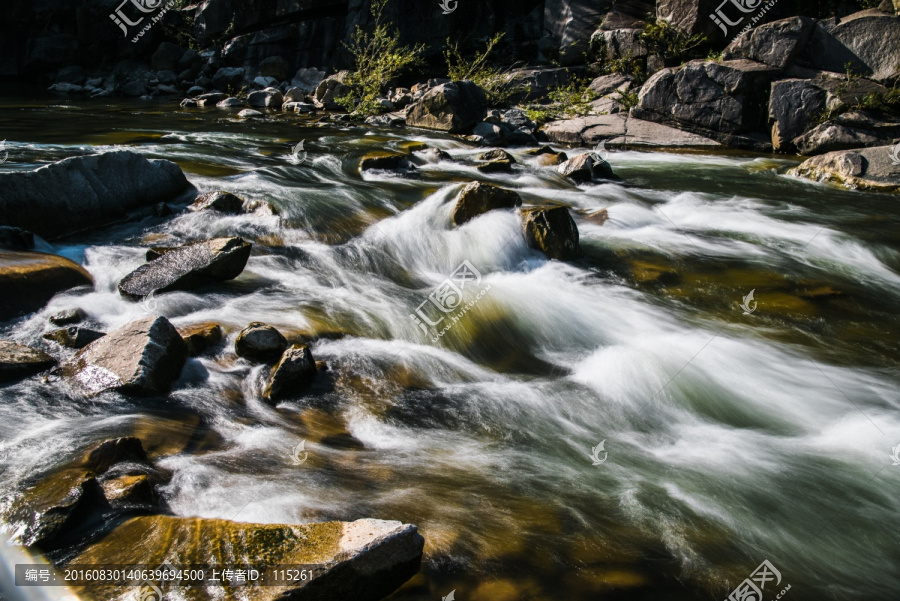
[547,76,597,117]
[640,19,706,63]
[337,0,424,117]
[444,33,528,107]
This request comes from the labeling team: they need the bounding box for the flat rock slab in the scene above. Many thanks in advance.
[789,145,900,192]
[119,237,252,299]
[0,151,193,239]
[543,115,720,148]
[67,516,424,601]
[0,250,93,321]
[0,340,57,382]
[62,315,187,396]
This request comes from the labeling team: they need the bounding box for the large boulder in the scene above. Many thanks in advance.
[247,87,284,108]
[768,79,828,152]
[212,66,245,91]
[453,182,522,226]
[0,251,93,321]
[793,111,900,155]
[263,344,317,402]
[521,206,583,261]
[0,340,56,382]
[503,66,574,102]
[557,153,616,182]
[62,316,188,396]
[406,81,487,133]
[64,516,424,601]
[118,237,252,299]
[789,146,900,192]
[542,114,720,148]
[632,59,781,149]
[314,72,350,110]
[723,16,815,68]
[235,322,288,363]
[0,151,193,239]
[190,190,245,214]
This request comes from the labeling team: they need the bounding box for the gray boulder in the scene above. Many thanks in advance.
[62,316,187,396]
[263,344,317,402]
[50,308,86,326]
[216,97,245,108]
[248,87,284,108]
[212,67,245,91]
[259,56,290,81]
[789,145,900,192]
[119,238,252,299]
[521,206,583,261]
[406,81,488,133]
[190,190,245,214]
[557,153,616,182]
[291,67,326,93]
[543,114,720,148]
[591,28,647,62]
[235,322,288,363]
[314,72,350,110]
[43,326,104,349]
[503,66,573,102]
[768,79,827,152]
[0,151,193,239]
[793,112,900,155]
[723,16,815,69]
[472,121,507,146]
[453,182,523,225]
[196,92,229,106]
[0,341,56,382]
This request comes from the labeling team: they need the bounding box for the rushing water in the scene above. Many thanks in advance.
[1,94,899,601]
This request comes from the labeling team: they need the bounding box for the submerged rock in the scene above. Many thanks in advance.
[263,344,317,402]
[789,145,900,192]
[557,154,615,182]
[178,322,223,356]
[42,326,104,349]
[359,152,410,171]
[65,516,424,601]
[406,81,488,133]
[190,190,245,214]
[521,206,583,261]
[118,237,252,299]
[62,316,187,396]
[0,340,57,382]
[0,251,93,321]
[235,322,288,363]
[453,182,523,226]
[0,151,193,239]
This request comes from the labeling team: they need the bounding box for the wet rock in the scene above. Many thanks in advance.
[789,145,900,192]
[406,81,488,133]
[50,308,86,326]
[557,153,615,182]
[101,474,158,508]
[542,114,719,148]
[238,108,264,119]
[521,206,583,261]
[365,113,407,127]
[196,92,229,107]
[248,87,284,108]
[286,101,317,113]
[0,151,193,239]
[0,340,56,382]
[793,111,900,155]
[477,159,513,173]
[178,322,223,357]
[62,316,187,396]
[479,149,516,163]
[5,469,110,551]
[190,190,245,214]
[65,516,424,601]
[0,226,34,250]
[43,326,104,349]
[263,344,317,402]
[723,17,815,69]
[453,182,523,226]
[538,152,568,166]
[118,237,252,299]
[417,148,451,163]
[216,96,245,108]
[472,122,507,146]
[0,251,93,321]
[235,322,288,363]
[48,82,84,95]
[359,153,410,171]
[87,437,149,474]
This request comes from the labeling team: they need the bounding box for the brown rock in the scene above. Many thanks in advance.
[0,251,93,321]
[178,322,223,356]
[42,326,104,349]
[0,340,56,382]
[87,437,150,474]
[453,182,523,226]
[235,322,288,363]
[263,344,317,403]
[521,206,583,261]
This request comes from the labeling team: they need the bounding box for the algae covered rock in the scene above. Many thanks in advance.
[263,344,317,403]
[521,206,583,261]
[453,182,523,226]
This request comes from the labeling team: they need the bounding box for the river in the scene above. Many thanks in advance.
[1,94,899,601]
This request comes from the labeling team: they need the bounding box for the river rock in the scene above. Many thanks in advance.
[479,149,516,163]
[789,145,900,192]
[263,344,317,402]
[178,322,224,356]
[50,308,86,326]
[42,326,104,349]
[472,122,507,146]
[557,153,615,182]
[723,16,815,69]
[235,322,288,363]
[0,251,93,321]
[190,190,245,213]
[0,340,56,382]
[101,474,158,508]
[793,111,900,155]
[238,108,264,119]
[521,206,583,261]
[0,151,193,239]
[216,97,245,108]
[212,67,245,91]
[118,237,252,299]
[196,92,229,107]
[5,469,110,551]
[477,159,513,173]
[542,114,719,148]
[65,516,424,601]
[87,437,150,474]
[406,81,488,133]
[0,226,34,250]
[453,182,523,225]
[314,72,349,110]
[248,87,284,108]
[768,79,827,152]
[359,153,410,171]
[62,316,187,396]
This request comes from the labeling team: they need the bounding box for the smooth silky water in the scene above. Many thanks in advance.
[1,95,899,601]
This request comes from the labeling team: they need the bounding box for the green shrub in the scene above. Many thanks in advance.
[640,19,706,63]
[337,0,424,117]
[444,33,529,107]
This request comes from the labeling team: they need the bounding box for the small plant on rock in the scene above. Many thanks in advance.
[444,32,528,107]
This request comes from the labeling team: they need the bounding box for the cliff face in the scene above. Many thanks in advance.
[0,0,886,82]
